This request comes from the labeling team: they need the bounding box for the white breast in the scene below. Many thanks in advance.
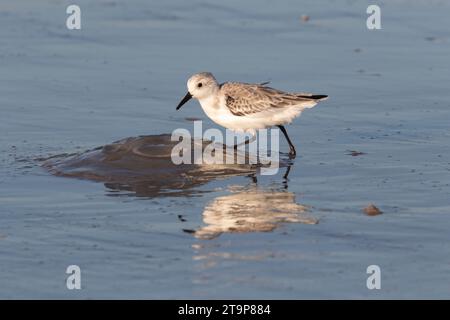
[198,95,237,129]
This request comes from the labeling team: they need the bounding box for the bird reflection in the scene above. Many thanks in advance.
[193,184,317,240]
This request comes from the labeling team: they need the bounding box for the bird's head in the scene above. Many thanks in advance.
[176,72,218,110]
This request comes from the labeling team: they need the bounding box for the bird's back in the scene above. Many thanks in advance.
[220,82,327,117]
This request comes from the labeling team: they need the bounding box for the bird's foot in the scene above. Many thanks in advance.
[247,173,258,184]
[282,165,292,181]
[288,148,297,159]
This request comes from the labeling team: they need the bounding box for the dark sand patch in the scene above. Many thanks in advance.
[42,134,284,198]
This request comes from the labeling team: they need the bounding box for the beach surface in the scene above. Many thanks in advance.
[0,0,449,298]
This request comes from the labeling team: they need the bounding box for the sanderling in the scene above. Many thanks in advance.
[176,72,327,157]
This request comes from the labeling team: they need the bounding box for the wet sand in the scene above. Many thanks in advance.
[42,134,266,198]
[1,0,450,298]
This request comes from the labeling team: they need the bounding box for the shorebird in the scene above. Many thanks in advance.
[176,72,327,157]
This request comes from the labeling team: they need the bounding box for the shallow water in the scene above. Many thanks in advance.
[42,134,268,198]
[1,0,450,298]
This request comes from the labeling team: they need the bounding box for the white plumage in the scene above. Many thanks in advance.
[176,72,328,156]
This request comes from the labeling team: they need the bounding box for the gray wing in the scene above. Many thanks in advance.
[221,82,326,117]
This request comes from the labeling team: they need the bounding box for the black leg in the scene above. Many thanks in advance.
[277,125,296,156]
[234,137,253,150]
[247,173,258,184]
[283,165,292,180]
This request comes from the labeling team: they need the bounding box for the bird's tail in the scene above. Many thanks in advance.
[296,94,328,101]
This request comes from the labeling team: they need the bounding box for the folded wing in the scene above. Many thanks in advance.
[221,82,327,117]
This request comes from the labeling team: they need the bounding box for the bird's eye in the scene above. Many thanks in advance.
[197,83,203,88]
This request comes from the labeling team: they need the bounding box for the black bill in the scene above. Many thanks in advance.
[176,92,193,110]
